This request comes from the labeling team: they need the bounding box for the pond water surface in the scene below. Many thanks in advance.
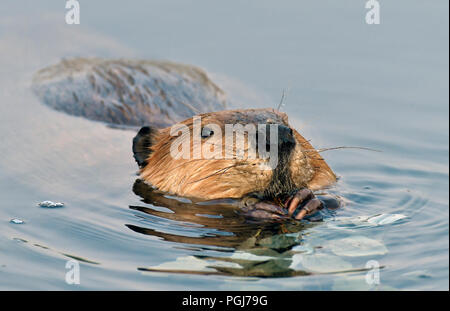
[0,0,448,290]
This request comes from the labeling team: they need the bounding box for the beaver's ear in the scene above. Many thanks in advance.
[133,126,156,168]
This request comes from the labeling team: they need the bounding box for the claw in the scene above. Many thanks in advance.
[287,188,313,214]
[292,198,323,220]
[285,188,324,220]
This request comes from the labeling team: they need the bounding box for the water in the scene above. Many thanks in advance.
[0,0,448,290]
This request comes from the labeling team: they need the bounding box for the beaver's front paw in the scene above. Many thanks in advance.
[239,188,323,221]
[239,197,290,221]
[285,188,323,220]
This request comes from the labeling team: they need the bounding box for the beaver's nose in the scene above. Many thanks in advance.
[277,124,295,147]
[260,124,295,147]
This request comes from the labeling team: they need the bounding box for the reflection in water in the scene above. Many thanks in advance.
[128,179,347,277]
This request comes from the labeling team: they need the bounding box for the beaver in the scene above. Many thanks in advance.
[132,108,336,220]
[32,58,227,128]
[32,58,337,221]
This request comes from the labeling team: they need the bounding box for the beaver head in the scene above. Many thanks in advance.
[133,108,336,200]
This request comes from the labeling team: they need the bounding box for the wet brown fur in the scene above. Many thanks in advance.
[138,108,336,200]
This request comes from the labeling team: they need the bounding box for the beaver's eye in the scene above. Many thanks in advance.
[201,127,214,138]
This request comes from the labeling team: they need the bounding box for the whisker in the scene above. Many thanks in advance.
[186,163,248,184]
[303,146,382,153]
[276,88,289,111]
